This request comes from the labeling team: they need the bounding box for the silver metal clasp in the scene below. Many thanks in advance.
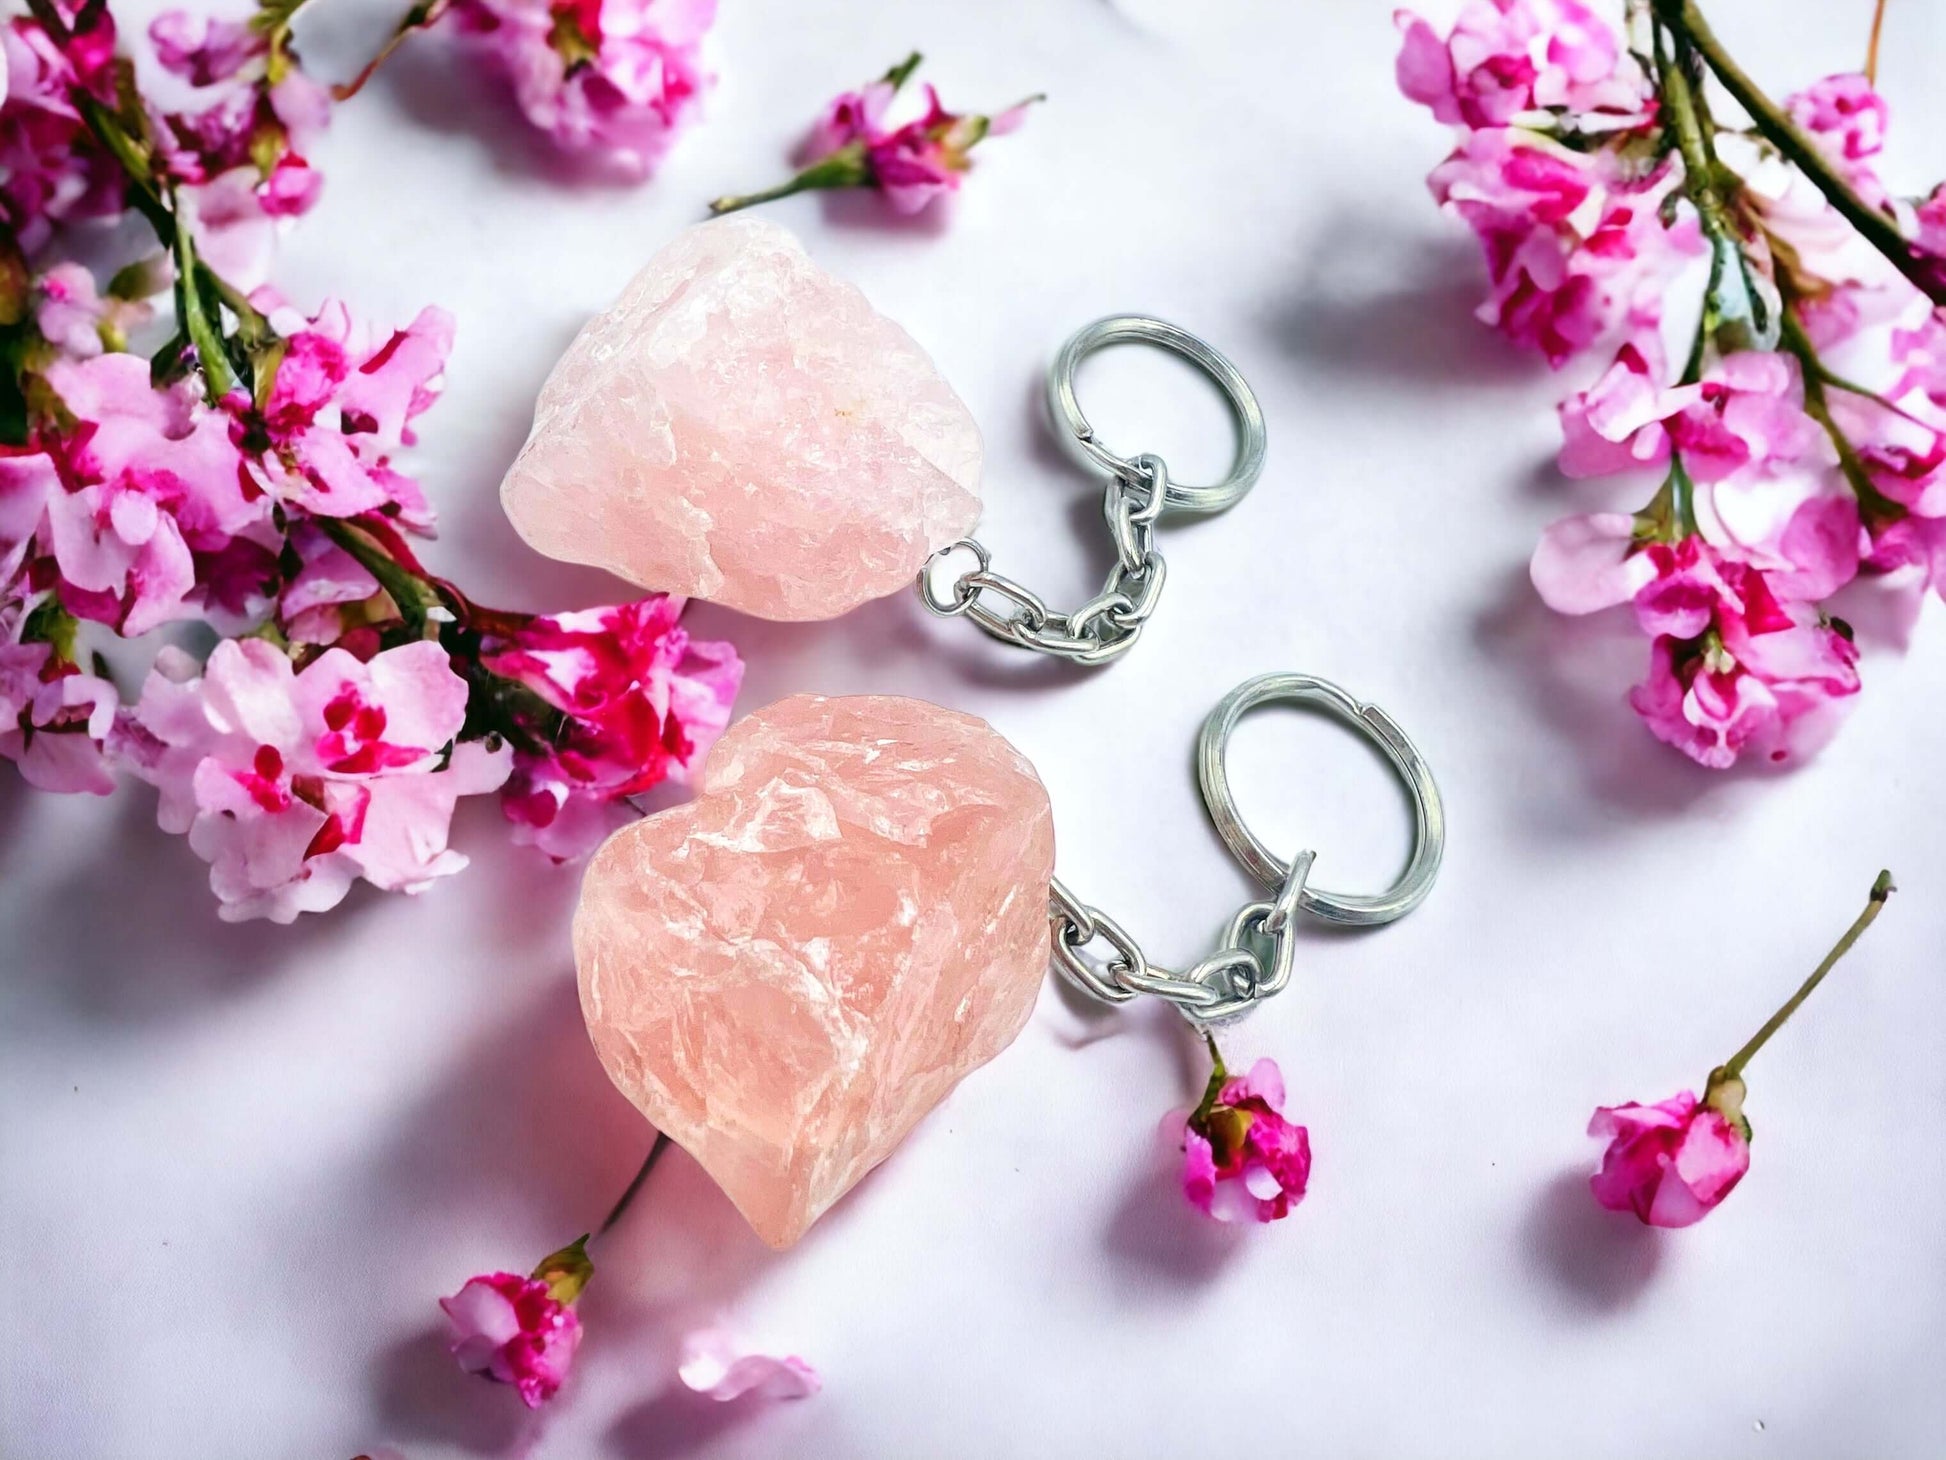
[919,316,1266,667]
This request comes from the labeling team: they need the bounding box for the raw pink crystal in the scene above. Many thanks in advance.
[499,217,983,621]
[574,693,1054,1248]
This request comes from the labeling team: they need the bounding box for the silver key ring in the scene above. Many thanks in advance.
[1196,673,1445,927]
[920,316,1267,667]
[1049,672,1443,1025]
[1046,315,1268,515]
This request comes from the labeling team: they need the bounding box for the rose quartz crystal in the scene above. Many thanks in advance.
[500,217,983,620]
[575,693,1054,1248]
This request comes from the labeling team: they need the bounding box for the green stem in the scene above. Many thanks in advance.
[1777,308,1899,516]
[1722,871,1895,1080]
[316,518,442,632]
[597,1133,670,1240]
[708,154,865,216]
[1662,0,1946,305]
[1667,454,1701,536]
[167,200,234,401]
[334,0,449,100]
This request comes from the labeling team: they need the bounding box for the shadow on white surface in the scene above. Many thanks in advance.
[369,1324,545,1457]
[6,790,354,1025]
[1471,566,1726,823]
[1104,1161,1247,1286]
[370,34,659,190]
[605,1384,769,1460]
[1267,217,1537,390]
[1520,1169,1665,1315]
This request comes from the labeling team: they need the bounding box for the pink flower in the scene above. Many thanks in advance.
[0,637,118,795]
[1394,0,1653,132]
[1787,73,1888,199]
[1625,538,1860,768]
[120,638,509,922]
[451,0,716,174]
[0,2,127,251]
[482,595,740,860]
[229,300,452,530]
[441,1273,583,1409]
[148,11,259,86]
[1557,347,1820,485]
[801,79,894,162]
[1530,511,1658,614]
[678,1330,820,1402]
[35,262,157,359]
[26,354,266,636]
[712,54,1038,219]
[1429,133,1698,367]
[1588,1088,1749,1228]
[1178,1050,1311,1224]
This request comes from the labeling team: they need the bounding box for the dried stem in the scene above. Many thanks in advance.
[1722,872,1895,1080]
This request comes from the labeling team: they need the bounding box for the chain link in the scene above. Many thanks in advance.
[1047,851,1316,1025]
[918,454,1175,667]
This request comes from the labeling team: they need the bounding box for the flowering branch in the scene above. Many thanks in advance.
[0,2,742,918]
[710,52,1041,218]
[1399,0,1946,769]
[1657,0,1946,304]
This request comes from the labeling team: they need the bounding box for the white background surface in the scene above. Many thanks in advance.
[4,2,1943,1457]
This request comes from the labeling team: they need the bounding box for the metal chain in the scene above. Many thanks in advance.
[917,453,1173,667]
[1047,851,1317,1025]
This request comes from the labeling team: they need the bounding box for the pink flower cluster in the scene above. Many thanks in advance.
[1176,1051,1312,1224]
[1399,2,1946,767]
[1,4,741,920]
[146,9,332,285]
[449,0,715,174]
[709,53,1038,218]
[802,67,1036,216]
[0,3,328,287]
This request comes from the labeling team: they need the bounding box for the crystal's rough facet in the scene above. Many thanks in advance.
[500,217,983,621]
[575,693,1054,1248]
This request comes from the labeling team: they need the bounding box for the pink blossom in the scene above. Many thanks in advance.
[678,1330,820,1402]
[716,55,1037,219]
[451,0,716,175]
[1625,538,1860,768]
[1529,512,1657,614]
[1394,1,1652,132]
[1557,348,1819,484]
[1429,133,1699,366]
[0,2,126,251]
[441,1273,582,1409]
[35,262,157,359]
[802,80,894,162]
[483,595,740,860]
[1179,1053,1311,1224]
[148,11,258,86]
[121,638,508,922]
[229,300,452,529]
[29,354,265,636]
[1588,1089,1749,1228]
[0,639,118,794]
[1667,353,1821,484]
[1787,73,1888,194]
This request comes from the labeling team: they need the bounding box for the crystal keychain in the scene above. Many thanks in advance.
[917,315,1269,666]
[573,673,1444,1246]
